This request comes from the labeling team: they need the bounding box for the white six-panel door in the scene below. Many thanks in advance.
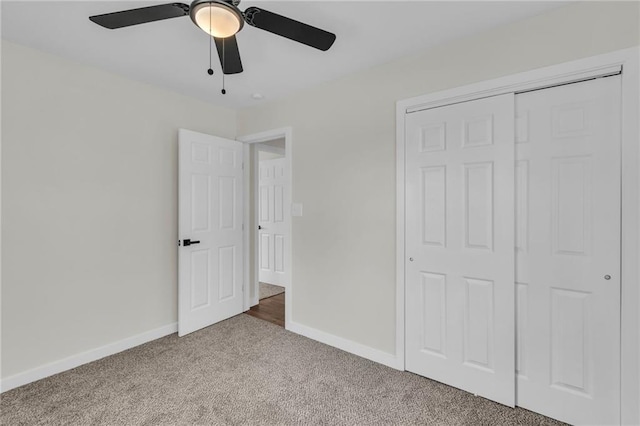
[178,129,244,337]
[405,94,515,406]
[515,77,621,425]
[258,157,288,287]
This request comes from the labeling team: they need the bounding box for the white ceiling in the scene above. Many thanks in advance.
[2,1,567,109]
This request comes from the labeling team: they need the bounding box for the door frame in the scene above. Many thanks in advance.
[395,47,639,425]
[238,127,293,330]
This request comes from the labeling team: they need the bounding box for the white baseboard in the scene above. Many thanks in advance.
[0,322,178,393]
[287,321,403,370]
[2,320,400,393]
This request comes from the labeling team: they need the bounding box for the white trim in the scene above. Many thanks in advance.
[404,64,622,114]
[288,321,402,370]
[396,46,639,425]
[242,142,254,310]
[0,322,177,393]
[238,127,293,330]
[251,145,260,307]
[395,103,406,371]
[619,48,640,426]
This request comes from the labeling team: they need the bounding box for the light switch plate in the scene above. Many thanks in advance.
[291,202,303,217]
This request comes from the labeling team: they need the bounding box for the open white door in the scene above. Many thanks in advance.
[258,157,288,287]
[178,129,244,337]
[405,94,515,406]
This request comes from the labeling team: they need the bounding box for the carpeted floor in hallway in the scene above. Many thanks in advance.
[0,314,565,425]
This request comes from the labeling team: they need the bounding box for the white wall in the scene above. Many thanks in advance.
[1,41,236,379]
[237,1,640,355]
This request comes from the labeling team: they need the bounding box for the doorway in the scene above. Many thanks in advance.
[247,140,288,327]
[239,128,293,329]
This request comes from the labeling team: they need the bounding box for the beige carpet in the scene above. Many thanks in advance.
[259,282,285,300]
[0,314,565,425]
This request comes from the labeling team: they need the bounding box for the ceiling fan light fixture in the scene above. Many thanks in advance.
[190,0,244,38]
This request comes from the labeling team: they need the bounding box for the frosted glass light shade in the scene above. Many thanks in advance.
[191,1,243,38]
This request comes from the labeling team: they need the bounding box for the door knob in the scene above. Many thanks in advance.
[258,225,262,230]
[409,257,414,262]
[182,239,200,247]
[604,275,611,280]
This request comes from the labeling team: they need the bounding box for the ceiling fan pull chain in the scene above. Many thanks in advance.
[221,38,227,95]
[207,3,213,75]
[207,37,214,75]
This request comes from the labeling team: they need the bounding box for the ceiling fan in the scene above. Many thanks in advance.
[89,1,337,76]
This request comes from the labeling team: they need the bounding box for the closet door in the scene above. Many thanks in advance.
[405,94,515,406]
[515,76,621,425]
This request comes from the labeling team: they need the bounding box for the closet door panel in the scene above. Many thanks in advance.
[515,76,621,426]
[405,94,515,407]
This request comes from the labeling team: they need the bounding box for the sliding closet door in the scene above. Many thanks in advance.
[405,94,515,406]
[515,76,621,425]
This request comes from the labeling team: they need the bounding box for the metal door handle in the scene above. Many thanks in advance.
[183,239,200,247]
[258,225,262,230]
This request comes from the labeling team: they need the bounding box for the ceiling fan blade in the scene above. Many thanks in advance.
[214,36,243,74]
[244,7,336,51]
[89,3,189,29]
